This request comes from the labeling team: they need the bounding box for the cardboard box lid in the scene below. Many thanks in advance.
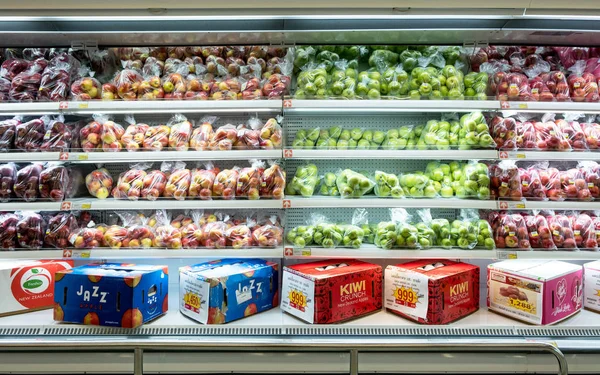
[387,259,477,280]
[181,258,275,279]
[489,260,581,280]
[285,259,379,279]
[66,263,166,277]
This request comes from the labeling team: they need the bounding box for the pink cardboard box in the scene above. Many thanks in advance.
[488,260,583,325]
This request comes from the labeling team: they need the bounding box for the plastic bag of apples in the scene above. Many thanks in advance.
[0,212,19,250]
[152,209,182,249]
[189,116,217,151]
[188,162,219,200]
[112,163,150,201]
[117,211,155,248]
[163,161,191,201]
[121,115,149,152]
[45,212,78,249]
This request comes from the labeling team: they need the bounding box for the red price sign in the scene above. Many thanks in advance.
[284,149,293,158]
[62,249,73,258]
[59,102,69,110]
[499,201,509,210]
[499,151,508,159]
[500,101,509,109]
[59,152,69,160]
[60,201,72,210]
[284,247,293,256]
[282,199,291,208]
[394,286,418,307]
[283,99,293,108]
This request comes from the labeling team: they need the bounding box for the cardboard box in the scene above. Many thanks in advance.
[54,263,169,328]
[584,260,600,313]
[179,259,279,324]
[487,260,583,325]
[281,259,382,324]
[385,259,480,324]
[0,260,73,317]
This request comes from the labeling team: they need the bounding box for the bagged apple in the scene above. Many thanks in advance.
[140,167,168,201]
[530,71,570,102]
[392,208,422,249]
[295,64,328,99]
[546,211,577,249]
[555,116,588,150]
[373,170,403,198]
[579,161,600,199]
[515,117,539,150]
[559,166,591,200]
[0,212,19,250]
[203,216,227,249]
[80,119,102,152]
[95,114,125,152]
[14,163,43,202]
[0,162,16,202]
[101,83,118,100]
[316,126,342,150]
[519,166,546,200]
[568,60,599,102]
[166,113,193,151]
[225,217,254,249]
[113,68,143,100]
[39,163,69,202]
[209,123,238,150]
[235,118,261,150]
[189,162,219,200]
[252,214,283,247]
[285,163,318,197]
[189,116,217,151]
[0,58,30,81]
[136,71,164,100]
[143,123,170,151]
[112,164,148,200]
[534,115,571,151]
[212,167,240,200]
[260,160,285,199]
[581,120,600,149]
[40,115,74,152]
[568,211,598,250]
[15,116,49,152]
[537,164,566,201]
[522,212,555,250]
[291,127,320,149]
[336,169,375,199]
[16,211,46,249]
[44,212,78,249]
[9,59,46,102]
[183,74,211,100]
[152,210,182,249]
[120,115,149,151]
[117,211,155,248]
[38,54,80,101]
[286,223,315,248]
[85,167,113,199]
[70,224,104,249]
[458,111,495,149]
[236,160,264,200]
[70,70,101,100]
[496,72,533,101]
[309,214,343,248]
[163,161,191,200]
[102,224,128,249]
[491,212,530,250]
[490,160,522,200]
[490,115,517,150]
[170,213,193,230]
[0,116,21,152]
[178,210,202,248]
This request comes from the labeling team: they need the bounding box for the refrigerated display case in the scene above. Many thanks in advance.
[3,6,600,375]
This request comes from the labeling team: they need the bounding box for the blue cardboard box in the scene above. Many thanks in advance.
[179,259,279,324]
[53,263,169,328]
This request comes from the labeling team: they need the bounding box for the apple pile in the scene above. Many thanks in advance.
[203,221,227,248]
[519,167,546,200]
[119,212,155,248]
[581,122,600,149]
[252,218,284,247]
[85,168,113,199]
[522,213,555,249]
[236,162,264,200]
[295,66,329,99]
[113,69,143,100]
[44,213,78,248]
[258,118,282,149]
[464,71,489,100]
[529,71,570,101]
[167,114,193,151]
[189,165,218,200]
[80,119,102,152]
[340,224,365,248]
[568,212,597,249]
[98,117,125,152]
[39,164,69,201]
[336,169,375,198]
[235,123,261,150]
[490,212,530,249]
[14,163,43,202]
[0,213,18,249]
[103,225,128,249]
[40,117,74,152]
[490,160,522,200]
[409,65,465,100]
[225,223,253,249]
[374,220,398,249]
[547,213,577,249]
[189,117,215,151]
[152,211,183,249]
[0,162,16,202]
[209,124,237,150]
[70,227,104,249]
[16,212,46,249]
[285,164,319,197]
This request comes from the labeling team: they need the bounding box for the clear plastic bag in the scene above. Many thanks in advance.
[94,114,125,152]
[189,162,219,200]
[141,168,168,201]
[39,163,69,201]
[560,165,592,200]
[189,116,217,151]
[0,58,30,80]
[70,224,104,249]
[143,124,170,151]
[568,211,598,250]
[9,61,45,102]
[167,113,193,151]
[392,208,420,249]
[327,59,358,98]
[318,172,339,196]
[14,163,43,202]
[522,212,556,250]
[251,214,283,247]
[496,72,533,101]
[490,160,522,200]
[163,161,191,201]
[458,111,495,149]
[212,167,240,200]
[519,166,546,200]
[203,217,227,249]
[414,209,436,249]
[0,162,17,202]
[40,115,72,152]
[0,117,20,151]
[568,60,600,102]
[260,160,285,199]
[546,212,577,249]
[374,170,403,198]
[38,60,75,102]
[529,71,570,101]
[555,116,588,150]
[209,123,238,150]
[316,126,341,150]
[581,120,600,149]
[259,117,282,149]
[121,115,149,152]
[235,118,261,150]
[70,72,101,100]
[85,168,113,200]
[537,164,566,201]
[79,119,102,152]
[491,115,517,150]
[113,69,143,100]
[112,163,148,201]
[285,163,319,197]
[15,116,49,152]
[294,64,328,99]
[492,212,530,249]
[336,169,375,198]
[226,217,254,249]
[291,127,319,149]
[102,224,128,249]
[580,161,600,199]
[118,211,155,248]
[0,212,19,250]
[310,214,343,248]
[533,114,571,151]
[44,213,78,249]
[16,211,46,249]
[152,210,182,249]
[180,210,204,249]
[339,208,367,248]
[236,160,264,200]
[516,118,539,150]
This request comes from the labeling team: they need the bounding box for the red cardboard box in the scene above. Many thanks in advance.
[385,259,480,324]
[281,259,382,324]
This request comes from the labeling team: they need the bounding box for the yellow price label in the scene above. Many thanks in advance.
[183,291,201,310]
[288,289,307,309]
[393,286,419,306]
[518,103,528,109]
[79,251,91,258]
[508,253,518,259]
[595,289,600,297]
[77,154,89,160]
[509,297,535,314]
[78,103,89,109]
[81,203,92,209]
[301,249,311,256]
[516,153,526,159]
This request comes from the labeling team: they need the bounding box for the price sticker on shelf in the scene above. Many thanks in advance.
[283,149,293,158]
[78,102,89,109]
[60,201,72,211]
[282,199,292,209]
[59,152,69,161]
[58,102,69,110]
[496,250,518,260]
[76,154,89,161]
[283,99,293,108]
[499,151,526,159]
[62,249,91,258]
[500,101,528,110]
[497,201,526,210]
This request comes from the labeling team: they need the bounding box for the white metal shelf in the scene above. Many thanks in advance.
[498,150,600,161]
[283,197,497,209]
[0,247,283,260]
[284,99,500,113]
[496,200,600,210]
[0,150,283,163]
[284,149,499,160]
[501,101,600,113]
[0,100,282,115]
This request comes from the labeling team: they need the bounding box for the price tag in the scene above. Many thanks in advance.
[78,102,89,109]
[77,154,89,161]
[183,291,202,313]
[499,151,526,159]
[282,199,291,209]
[499,151,508,159]
[283,99,293,108]
[58,102,69,110]
[60,201,72,210]
[288,289,307,311]
[71,201,92,210]
[497,250,518,260]
[284,247,293,257]
[500,101,528,110]
[180,277,209,324]
[283,149,293,158]
[59,152,69,161]
[281,272,315,323]
[62,249,91,258]
[393,286,419,307]
[497,201,526,210]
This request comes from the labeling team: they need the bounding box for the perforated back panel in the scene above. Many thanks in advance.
[284,113,430,145]
[285,159,461,176]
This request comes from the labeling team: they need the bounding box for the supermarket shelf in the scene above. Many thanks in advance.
[284,149,499,160]
[0,198,283,211]
[501,101,600,113]
[497,250,600,260]
[499,150,600,161]
[0,100,282,115]
[0,150,283,163]
[0,247,283,260]
[496,200,600,210]
[284,197,497,209]
[284,99,499,114]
